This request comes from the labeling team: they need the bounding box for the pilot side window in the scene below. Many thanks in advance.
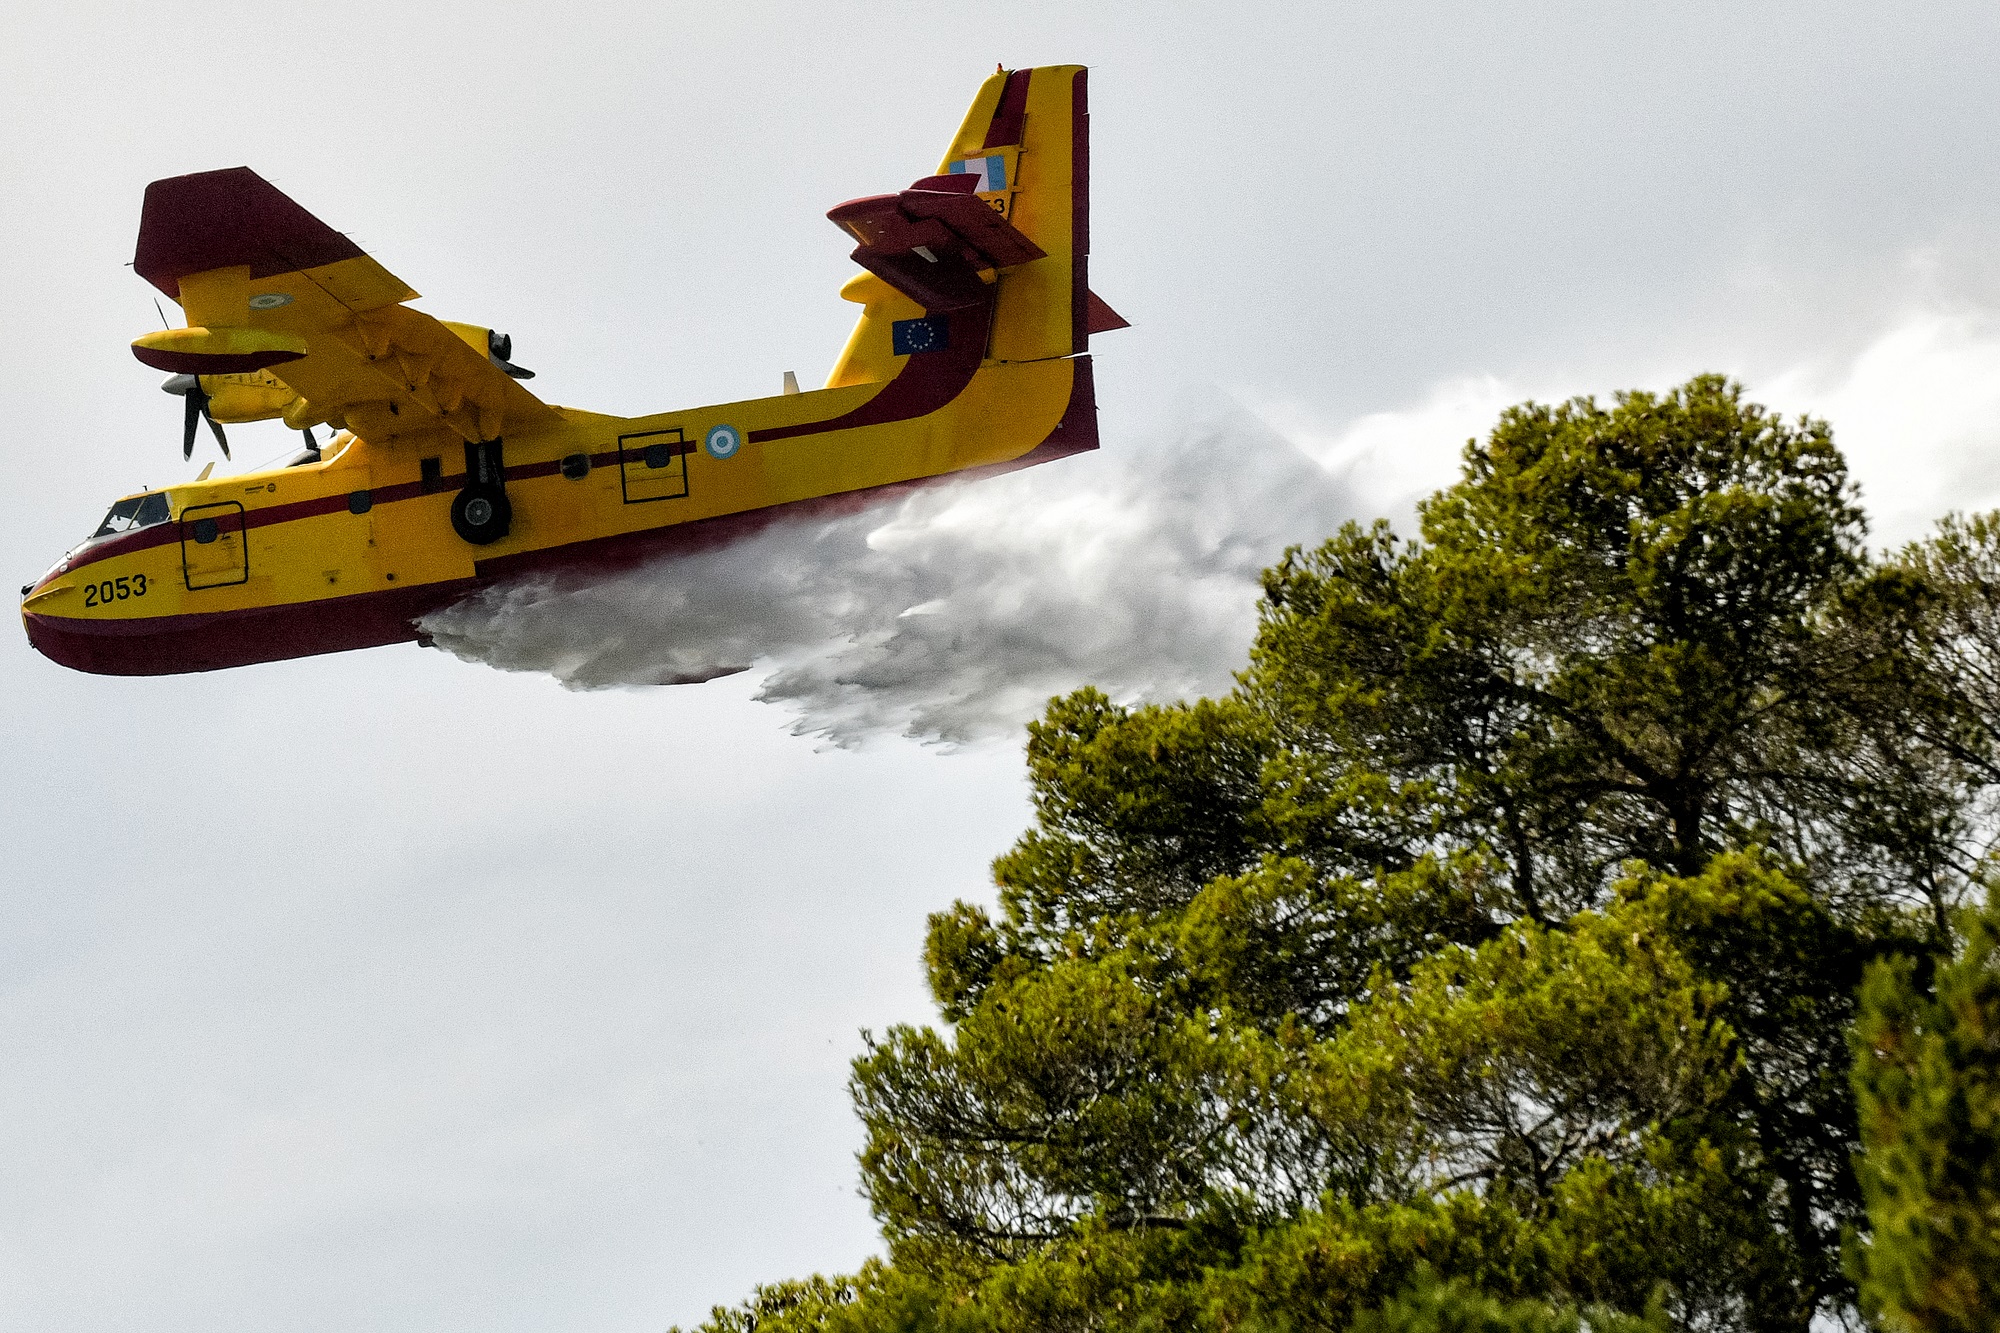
[91,492,171,538]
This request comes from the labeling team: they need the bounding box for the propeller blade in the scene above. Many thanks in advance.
[205,407,230,460]
[183,392,199,460]
[300,424,318,449]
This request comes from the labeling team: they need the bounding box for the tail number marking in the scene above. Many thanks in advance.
[83,574,148,607]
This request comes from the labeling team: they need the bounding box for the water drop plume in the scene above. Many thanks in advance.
[420,406,1358,744]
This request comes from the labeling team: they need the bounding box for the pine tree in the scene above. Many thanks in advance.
[683,377,2000,1332]
[1850,888,2000,1331]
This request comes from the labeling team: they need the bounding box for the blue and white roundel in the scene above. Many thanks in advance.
[704,423,743,460]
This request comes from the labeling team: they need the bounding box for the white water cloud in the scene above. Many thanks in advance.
[1263,373,1524,526]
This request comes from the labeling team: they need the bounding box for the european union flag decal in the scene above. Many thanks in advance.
[892,316,951,355]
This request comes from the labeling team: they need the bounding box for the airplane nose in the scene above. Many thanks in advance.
[21,564,73,608]
[23,574,63,607]
[23,556,71,598]
[22,607,90,672]
[21,600,161,676]
[20,569,105,672]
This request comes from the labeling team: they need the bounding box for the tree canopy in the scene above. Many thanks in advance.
[1848,885,2000,1332]
[681,376,2000,1333]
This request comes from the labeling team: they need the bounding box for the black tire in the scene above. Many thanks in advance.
[451,486,512,545]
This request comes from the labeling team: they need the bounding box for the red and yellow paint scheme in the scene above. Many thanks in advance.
[23,64,1125,676]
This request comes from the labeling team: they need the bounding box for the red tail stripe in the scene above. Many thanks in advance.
[983,69,1033,149]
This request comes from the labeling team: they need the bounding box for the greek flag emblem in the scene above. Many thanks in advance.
[948,154,1008,192]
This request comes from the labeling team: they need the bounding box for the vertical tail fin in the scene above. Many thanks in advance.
[938,64,1090,362]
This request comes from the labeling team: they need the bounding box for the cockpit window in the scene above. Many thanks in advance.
[92,492,171,538]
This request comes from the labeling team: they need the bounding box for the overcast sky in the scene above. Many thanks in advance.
[7,4,2000,1331]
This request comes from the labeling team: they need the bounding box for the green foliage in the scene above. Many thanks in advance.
[687,1272,868,1333]
[992,690,1274,946]
[1849,886,2000,1331]
[1172,854,1495,1032]
[1349,1271,1669,1333]
[1250,375,1870,913]
[1855,512,2000,938]
[689,376,2000,1332]
[853,954,1229,1258]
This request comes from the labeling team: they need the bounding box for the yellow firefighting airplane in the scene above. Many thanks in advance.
[22,64,1123,675]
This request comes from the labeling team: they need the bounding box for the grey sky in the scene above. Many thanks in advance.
[6,4,2000,1330]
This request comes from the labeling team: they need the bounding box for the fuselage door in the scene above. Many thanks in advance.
[618,428,691,503]
[180,501,249,589]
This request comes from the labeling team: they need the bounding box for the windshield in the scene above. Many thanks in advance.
[91,492,171,539]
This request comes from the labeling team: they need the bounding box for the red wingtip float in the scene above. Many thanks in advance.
[23,64,1126,677]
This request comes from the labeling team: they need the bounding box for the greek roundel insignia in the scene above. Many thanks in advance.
[704,423,743,459]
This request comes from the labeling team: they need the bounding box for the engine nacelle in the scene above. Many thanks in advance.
[197,369,302,424]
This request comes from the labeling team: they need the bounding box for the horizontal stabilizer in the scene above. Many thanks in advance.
[829,179,1047,313]
[1085,290,1130,334]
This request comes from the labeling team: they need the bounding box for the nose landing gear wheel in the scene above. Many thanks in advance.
[451,486,511,544]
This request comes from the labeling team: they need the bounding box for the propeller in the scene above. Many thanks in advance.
[161,374,230,461]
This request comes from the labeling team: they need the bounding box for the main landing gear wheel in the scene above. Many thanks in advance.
[452,438,511,545]
[451,486,512,544]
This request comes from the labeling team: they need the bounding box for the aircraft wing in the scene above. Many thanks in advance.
[130,167,558,447]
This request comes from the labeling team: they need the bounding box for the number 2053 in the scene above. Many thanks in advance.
[83,574,147,607]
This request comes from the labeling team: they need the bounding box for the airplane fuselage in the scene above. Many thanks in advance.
[23,349,1094,675]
